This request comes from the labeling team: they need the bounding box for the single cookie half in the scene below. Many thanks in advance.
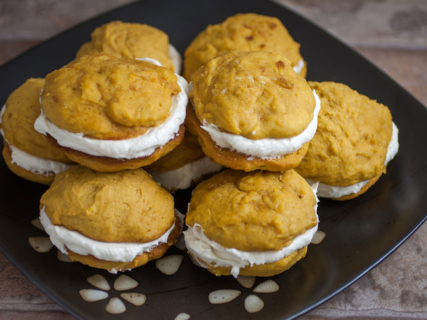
[188,51,319,171]
[77,21,181,73]
[184,169,319,277]
[183,13,306,81]
[39,166,182,272]
[145,130,222,192]
[295,82,399,200]
[34,53,189,172]
[1,78,74,185]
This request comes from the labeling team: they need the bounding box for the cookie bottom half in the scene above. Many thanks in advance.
[186,106,308,172]
[46,124,185,172]
[66,217,182,272]
[3,143,55,185]
[194,247,307,277]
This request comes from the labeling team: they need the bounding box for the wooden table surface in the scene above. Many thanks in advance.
[0,0,426,319]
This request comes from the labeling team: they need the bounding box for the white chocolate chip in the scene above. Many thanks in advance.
[120,292,146,306]
[253,280,279,293]
[106,297,126,314]
[31,218,44,231]
[156,255,184,275]
[57,250,72,263]
[244,295,264,313]
[87,274,110,291]
[208,289,241,304]
[311,230,326,244]
[236,276,256,289]
[114,275,138,291]
[28,237,53,253]
[175,313,190,320]
[79,289,108,302]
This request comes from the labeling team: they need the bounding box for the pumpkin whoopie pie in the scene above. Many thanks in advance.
[34,53,189,172]
[187,51,320,172]
[39,165,182,273]
[145,130,222,192]
[0,78,74,185]
[184,169,319,277]
[77,21,181,73]
[183,13,306,81]
[295,82,399,200]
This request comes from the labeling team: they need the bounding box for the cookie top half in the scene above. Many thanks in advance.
[1,78,71,163]
[41,53,181,140]
[186,169,317,251]
[190,51,315,140]
[184,13,303,81]
[295,81,393,186]
[76,21,175,71]
[40,166,175,243]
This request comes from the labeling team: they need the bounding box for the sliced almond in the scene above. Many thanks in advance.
[311,230,326,244]
[208,289,241,304]
[87,274,110,291]
[253,280,279,293]
[175,313,190,320]
[106,297,126,314]
[156,255,184,275]
[31,218,45,231]
[57,250,72,263]
[79,289,108,302]
[28,237,53,253]
[236,276,256,289]
[174,234,186,250]
[244,295,264,313]
[120,292,146,306]
[114,275,138,291]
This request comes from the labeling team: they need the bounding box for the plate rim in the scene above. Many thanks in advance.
[0,0,426,319]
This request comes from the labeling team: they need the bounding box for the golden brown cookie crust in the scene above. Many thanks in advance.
[190,51,315,139]
[195,247,307,277]
[331,175,381,201]
[76,21,175,71]
[2,144,54,185]
[67,216,182,271]
[145,130,205,172]
[186,169,317,252]
[45,124,185,172]
[183,13,304,81]
[2,78,72,163]
[42,53,181,140]
[295,82,392,186]
[40,166,175,243]
[186,105,308,171]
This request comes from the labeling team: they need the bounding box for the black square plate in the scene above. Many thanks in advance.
[0,0,426,319]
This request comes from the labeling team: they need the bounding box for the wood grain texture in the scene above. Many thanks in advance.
[303,222,427,319]
[277,0,427,49]
[355,47,427,107]
[0,0,134,40]
[0,1,426,320]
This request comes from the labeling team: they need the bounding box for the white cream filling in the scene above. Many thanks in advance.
[0,105,73,175]
[7,143,73,175]
[169,44,182,75]
[307,122,399,198]
[184,183,319,278]
[293,59,304,75]
[200,89,321,159]
[39,206,178,263]
[148,156,223,190]
[34,59,189,160]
